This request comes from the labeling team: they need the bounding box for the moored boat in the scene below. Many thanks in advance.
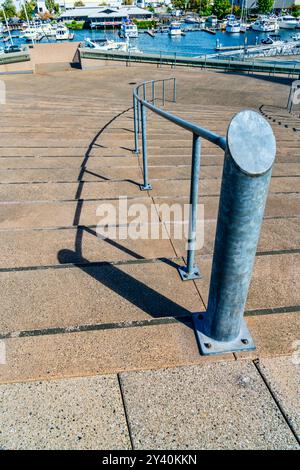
[168,21,182,36]
[277,15,297,29]
[226,15,241,33]
[119,19,138,39]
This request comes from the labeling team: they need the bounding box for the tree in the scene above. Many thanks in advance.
[19,1,36,21]
[212,0,231,18]
[1,0,17,19]
[198,0,212,16]
[74,1,85,6]
[45,0,60,14]
[257,0,274,14]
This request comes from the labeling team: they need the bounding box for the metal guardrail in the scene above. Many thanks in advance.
[79,47,300,77]
[133,78,276,355]
[133,78,225,283]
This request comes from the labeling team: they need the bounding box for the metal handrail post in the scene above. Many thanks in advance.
[193,110,276,355]
[133,95,139,154]
[178,134,202,281]
[140,103,152,191]
[152,80,155,105]
[162,80,165,106]
[173,78,176,103]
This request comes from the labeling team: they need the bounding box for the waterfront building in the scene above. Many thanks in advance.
[59,5,152,28]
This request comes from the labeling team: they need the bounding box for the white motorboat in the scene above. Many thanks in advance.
[226,15,241,33]
[251,16,278,32]
[277,15,297,29]
[41,23,57,37]
[56,24,70,41]
[168,21,182,36]
[20,27,44,42]
[185,16,204,25]
[296,19,300,29]
[84,38,129,52]
[119,20,138,38]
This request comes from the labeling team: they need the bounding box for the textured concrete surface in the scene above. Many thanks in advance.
[259,356,300,439]
[0,323,232,383]
[194,253,300,310]
[120,361,299,450]
[0,65,299,449]
[0,374,130,450]
[0,260,202,333]
[238,312,300,359]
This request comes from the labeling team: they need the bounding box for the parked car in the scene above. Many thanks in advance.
[4,45,22,54]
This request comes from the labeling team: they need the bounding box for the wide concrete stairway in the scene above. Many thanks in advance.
[0,69,299,449]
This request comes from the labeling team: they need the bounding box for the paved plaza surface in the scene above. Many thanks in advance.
[0,64,299,449]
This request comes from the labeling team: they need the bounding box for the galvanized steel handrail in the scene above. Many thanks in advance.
[133,77,226,281]
[132,77,277,356]
[133,79,226,151]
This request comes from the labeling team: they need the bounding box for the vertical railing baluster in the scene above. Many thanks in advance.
[173,78,176,103]
[133,94,139,154]
[137,98,140,134]
[162,80,165,106]
[152,80,155,105]
[140,103,152,191]
[178,134,201,281]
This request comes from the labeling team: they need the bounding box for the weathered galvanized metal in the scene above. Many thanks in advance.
[140,103,152,191]
[133,77,225,280]
[178,134,202,281]
[193,110,276,355]
[133,95,139,154]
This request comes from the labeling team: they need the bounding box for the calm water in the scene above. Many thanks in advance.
[2,25,297,57]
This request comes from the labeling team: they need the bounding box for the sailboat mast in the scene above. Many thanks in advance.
[2,7,13,45]
[21,0,34,45]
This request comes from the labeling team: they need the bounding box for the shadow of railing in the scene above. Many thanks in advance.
[57,106,193,326]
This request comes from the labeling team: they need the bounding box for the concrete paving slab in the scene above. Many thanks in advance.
[194,253,300,310]
[154,193,300,222]
[0,226,175,268]
[0,375,130,449]
[0,259,203,333]
[120,361,299,449]
[171,217,300,257]
[0,181,143,202]
[0,198,151,229]
[0,322,232,383]
[237,313,300,359]
[259,356,300,440]
[0,156,140,169]
[0,167,143,184]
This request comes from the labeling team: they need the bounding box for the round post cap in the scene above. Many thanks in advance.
[227,109,276,176]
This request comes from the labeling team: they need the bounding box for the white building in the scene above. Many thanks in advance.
[59,5,152,27]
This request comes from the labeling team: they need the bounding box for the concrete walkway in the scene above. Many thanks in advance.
[0,66,299,449]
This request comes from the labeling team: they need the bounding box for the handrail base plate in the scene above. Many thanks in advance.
[178,265,202,281]
[140,184,152,191]
[193,316,256,356]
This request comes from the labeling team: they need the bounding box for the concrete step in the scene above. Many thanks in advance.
[194,252,300,312]
[0,259,203,335]
[0,226,175,269]
[0,193,299,231]
[0,176,298,203]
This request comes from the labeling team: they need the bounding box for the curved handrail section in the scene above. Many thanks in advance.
[132,77,227,281]
[133,78,226,150]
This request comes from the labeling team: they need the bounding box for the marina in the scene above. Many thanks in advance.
[1,24,299,58]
